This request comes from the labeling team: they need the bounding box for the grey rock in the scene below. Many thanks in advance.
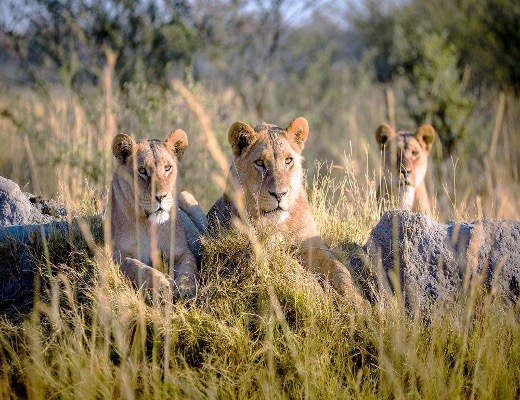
[0,221,76,314]
[0,176,42,226]
[25,193,67,220]
[355,211,520,308]
[0,177,67,227]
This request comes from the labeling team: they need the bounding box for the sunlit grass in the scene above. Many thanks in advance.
[0,162,518,399]
[0,72,519,398]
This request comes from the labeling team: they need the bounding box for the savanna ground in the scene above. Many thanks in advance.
[1,0,520,398]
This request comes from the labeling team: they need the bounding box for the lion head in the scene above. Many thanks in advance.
[226,117,309,225]
[112,130,188,225]
[375,124,435,209]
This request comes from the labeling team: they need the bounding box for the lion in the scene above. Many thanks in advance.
[208,117,361,299]
[375,124,436,215]
[111,129,204,299]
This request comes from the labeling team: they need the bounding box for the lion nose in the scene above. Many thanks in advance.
[156,193,167,203]
[268,190,287,202]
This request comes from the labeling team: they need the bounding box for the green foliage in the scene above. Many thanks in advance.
[402,0,520,93]
[353,0,520,93]
[4,0,518,159]
[350,0,519,155]
[395,31,475,156]
[24,0,201,87]
[476,0,520,92]
[349,0,396,83]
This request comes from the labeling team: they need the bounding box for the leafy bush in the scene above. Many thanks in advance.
[395,31,474,156]
[21,0,201,87]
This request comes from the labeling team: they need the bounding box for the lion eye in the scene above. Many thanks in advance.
[285,157,293,165]
[138,167,146,175]
[164,165,172,172]
[255,159,265,168]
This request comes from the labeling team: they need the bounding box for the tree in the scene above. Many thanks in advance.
[395,31,474,156]
[9,0,202,88]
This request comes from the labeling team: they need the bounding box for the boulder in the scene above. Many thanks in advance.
[0,176,66,226]
[0,176,41,226]
[355,211,520,308]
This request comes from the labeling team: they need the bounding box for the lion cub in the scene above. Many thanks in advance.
[111,130,201,299]
[375,124,436,215]
[208,117,360,298]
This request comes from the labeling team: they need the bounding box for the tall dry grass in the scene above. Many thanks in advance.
[0,60,519,398]
[0,161,518,398]
[1,76,518,220]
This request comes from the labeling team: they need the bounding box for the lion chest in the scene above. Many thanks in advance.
[115,222,175,265]
[399,186,415,210]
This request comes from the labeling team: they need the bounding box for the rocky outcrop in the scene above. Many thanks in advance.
[0,176,66,226]
[354,211,520,308]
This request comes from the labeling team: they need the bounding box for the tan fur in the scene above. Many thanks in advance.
[375,124,435,215]
[111,130,198,299]
[208,117,361,299]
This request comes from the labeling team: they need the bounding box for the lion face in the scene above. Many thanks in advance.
[375,124,435,208]
[227,117,309,225]
[112,130,188,225]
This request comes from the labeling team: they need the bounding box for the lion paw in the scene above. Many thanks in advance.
[172,274,197,300]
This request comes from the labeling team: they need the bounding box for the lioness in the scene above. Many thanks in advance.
[375,124,435,215]
[208,117,359,297]
[111,130,201,299]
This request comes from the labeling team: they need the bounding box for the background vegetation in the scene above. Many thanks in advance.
[0,0,519,398]
[1,0,519,219]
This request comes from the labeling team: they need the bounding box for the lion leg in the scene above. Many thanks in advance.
[172,248,198,299]
[119,257,175,301]
[300,237,368,306]
[179,191,208,234]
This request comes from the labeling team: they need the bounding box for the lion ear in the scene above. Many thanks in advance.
[415,124,435,152]
[375,124,395,146]
[165,129,188,159]
[228,122,257,156]
[285,117,309,153]
[112,133,135,164]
